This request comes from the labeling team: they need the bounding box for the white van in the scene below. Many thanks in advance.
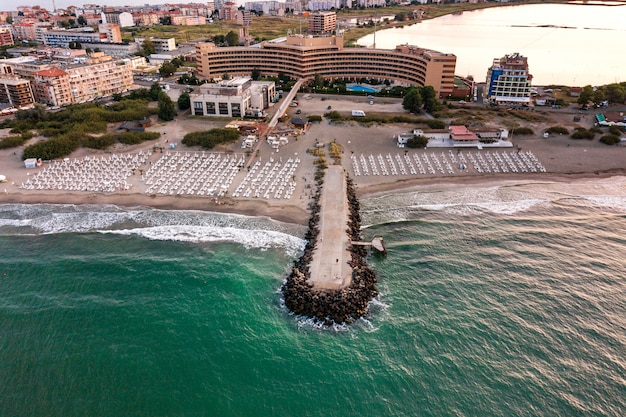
[352,110,366,117]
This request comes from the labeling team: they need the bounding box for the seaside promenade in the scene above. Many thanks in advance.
[307,165,352,290]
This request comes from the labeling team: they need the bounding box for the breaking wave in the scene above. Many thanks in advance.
[0,204,306,256]
[360,177,626,226]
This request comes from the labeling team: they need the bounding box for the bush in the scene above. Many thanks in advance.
[82,134,117,150]
[599,134,621,145]
[117,131,160,145]
[406,135,429,148]
[308,115,322,123]
[23,135,81,160]
[425,119,446,129]
[182,128,240,148]
[608,125,624,136]
[546,125,569,135]
[511,127,534,135]
[571,129,595,140]
[324,111,343,121]
[0,135,27,150]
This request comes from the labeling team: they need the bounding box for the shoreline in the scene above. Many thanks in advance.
[3,169,625,227]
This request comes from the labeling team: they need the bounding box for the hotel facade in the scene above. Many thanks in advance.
[196,35,456,97]
[486,52,532,105]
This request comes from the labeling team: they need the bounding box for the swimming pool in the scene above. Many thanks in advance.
[346,85,378,93]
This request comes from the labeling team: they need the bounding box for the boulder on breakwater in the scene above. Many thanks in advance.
[281,173,378,325]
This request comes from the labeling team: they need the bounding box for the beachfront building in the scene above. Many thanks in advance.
[32,67,73,107]
[486,52,532,105]
[190,76,276,118]
[0,76,35,108]
[397,126,509,148]
[196,35,456,97]
[31,53,133,107]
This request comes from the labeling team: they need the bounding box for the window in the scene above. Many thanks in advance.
[219,102,228,115]
[206,102,216,114]
[231,103,241,117]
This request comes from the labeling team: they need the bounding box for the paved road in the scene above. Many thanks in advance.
[307,165,352,290]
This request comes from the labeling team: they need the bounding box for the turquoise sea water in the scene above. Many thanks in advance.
[1,177,626,416]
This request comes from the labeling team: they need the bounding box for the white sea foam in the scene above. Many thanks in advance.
[103,225,305,257]
[581,195,626,212]
[0,203,306,255]
[361,177,626,225]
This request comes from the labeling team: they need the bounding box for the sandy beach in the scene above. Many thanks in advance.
[1,95,625,226]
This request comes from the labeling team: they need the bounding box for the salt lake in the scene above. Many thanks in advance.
[357,2,626,86]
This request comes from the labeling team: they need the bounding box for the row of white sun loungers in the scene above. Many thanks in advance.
[143,152,244,197]
[351,150,545,176]
[20,152,151,193]
[231,157,300,200]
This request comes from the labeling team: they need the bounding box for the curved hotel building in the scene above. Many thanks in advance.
[196,35,456,97]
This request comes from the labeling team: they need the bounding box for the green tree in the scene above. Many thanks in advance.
[592,89,605,104]
[421,86,441,113]
[159,16,171,25]
[159,61,177,77]
[402,87,423,113]
[77,15,87,25]
[6,16,13,24]
[577,85,594,105]
[251,68,261,81]
[141,39,155,56]
[604,83,625,104]
[225,31,239,46]
[313,73,324,89]
[149,83,162,101]
[68,18,76,26]
[177,91,190,110]
[406,135,428,148]
[158,93,176,121]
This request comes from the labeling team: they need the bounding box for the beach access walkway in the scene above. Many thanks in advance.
[307,165,352,290]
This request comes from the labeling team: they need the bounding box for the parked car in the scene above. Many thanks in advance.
[296,109,301,114]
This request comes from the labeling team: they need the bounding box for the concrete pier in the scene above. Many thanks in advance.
[307,165,352,290]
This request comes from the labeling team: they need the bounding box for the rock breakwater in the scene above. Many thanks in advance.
[281,171,379,325]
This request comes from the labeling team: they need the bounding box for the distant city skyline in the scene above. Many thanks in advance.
[2,0,244,12]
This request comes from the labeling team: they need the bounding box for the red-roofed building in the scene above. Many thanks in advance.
[32,67,73,107]
[449,125,479,144]
[0,28,13,46]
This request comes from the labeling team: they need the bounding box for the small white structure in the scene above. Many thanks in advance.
[24,158,39,169]
[352,110,365,117]
[242,135,256,148]
[267,135,288,149]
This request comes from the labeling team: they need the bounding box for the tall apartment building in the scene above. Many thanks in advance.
[98,23,122,43]
[219,2,239,21]
[32,67,73,107]
[0,76,34,107]
[31,54,133,107]
[0,27,14,46]
[486,52,532,105]
[137,37,176,52]
[308,11,336,34]
[104,11,134,27]
[196,35,456,97]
